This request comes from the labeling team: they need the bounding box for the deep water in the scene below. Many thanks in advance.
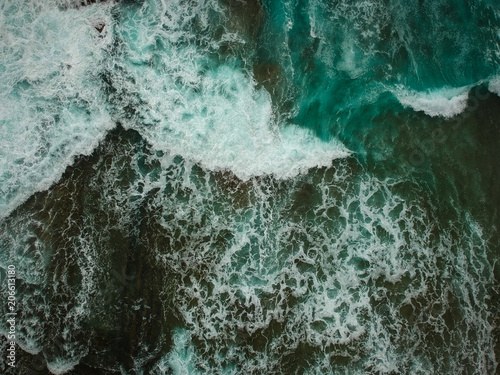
[0,0,500,374]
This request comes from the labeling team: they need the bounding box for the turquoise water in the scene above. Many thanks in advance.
[0,0,499,374]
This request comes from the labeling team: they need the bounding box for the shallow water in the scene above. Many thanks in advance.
[0,0,499,374]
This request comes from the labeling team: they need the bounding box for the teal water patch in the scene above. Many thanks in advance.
[256,0,500,152]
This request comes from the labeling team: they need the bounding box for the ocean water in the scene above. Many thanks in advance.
[0,0,499,374]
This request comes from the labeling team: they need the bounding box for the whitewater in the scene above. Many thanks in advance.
[0,0,499,374]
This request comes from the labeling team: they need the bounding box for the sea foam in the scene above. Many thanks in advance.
[488,76,500,97]
[111,0,350,182]
[393,85,470,118]
[120,66,350,181]
[0,0,114,218]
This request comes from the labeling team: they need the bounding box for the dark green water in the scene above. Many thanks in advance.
[0,0,499,374]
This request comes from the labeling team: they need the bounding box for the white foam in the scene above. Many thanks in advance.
[46,359,80,375]
[148,157,497,373]
[393,85,470,118]
[159,329,200,375]
[0,0,114,218]
[0,1,497,373]
[132,68,351,181]
[488,76,500,97]
[125,64,350,181]
[113,0,350,182]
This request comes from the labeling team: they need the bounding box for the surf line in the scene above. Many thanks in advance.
[6,264,16,368]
